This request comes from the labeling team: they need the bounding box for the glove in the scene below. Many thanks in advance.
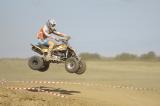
[55,38,60,42]
[64,36,71,40]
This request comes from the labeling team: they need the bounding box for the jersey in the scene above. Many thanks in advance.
[37,25,55,40]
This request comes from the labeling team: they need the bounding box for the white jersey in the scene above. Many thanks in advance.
[37,24,65,40]
[43,25,53,37]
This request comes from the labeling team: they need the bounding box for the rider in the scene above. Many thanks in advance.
[36,18,69,60]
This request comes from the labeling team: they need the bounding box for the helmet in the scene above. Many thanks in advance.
[47,18,56,31]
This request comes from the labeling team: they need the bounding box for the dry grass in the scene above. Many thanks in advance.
[0,59,160,106]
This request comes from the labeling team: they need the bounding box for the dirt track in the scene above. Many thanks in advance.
[0,60,160,106]
[1,80,160,106]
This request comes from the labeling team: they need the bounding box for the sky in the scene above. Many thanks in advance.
[0,0,160,57]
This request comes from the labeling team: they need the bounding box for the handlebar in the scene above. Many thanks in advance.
[55,36,71,44]
[56,36,71,42]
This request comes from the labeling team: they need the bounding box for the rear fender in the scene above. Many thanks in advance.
[31,44,47,55]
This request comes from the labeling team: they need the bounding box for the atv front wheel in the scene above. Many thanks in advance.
[76,60,86,75]
[28,56,44,70]
[65,57,79,73]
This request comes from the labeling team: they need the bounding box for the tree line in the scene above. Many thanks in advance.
[79,51,160,61]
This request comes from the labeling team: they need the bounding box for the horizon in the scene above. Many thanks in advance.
[0,51,159,59]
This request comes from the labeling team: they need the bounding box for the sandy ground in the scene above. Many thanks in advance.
[0,59,160,106]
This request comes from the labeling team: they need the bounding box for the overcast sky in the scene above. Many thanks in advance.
[0,0,160,57]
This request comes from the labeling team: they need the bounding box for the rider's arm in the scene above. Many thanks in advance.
[53,31,66,37]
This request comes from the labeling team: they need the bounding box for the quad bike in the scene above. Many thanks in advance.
[28,36,86,75]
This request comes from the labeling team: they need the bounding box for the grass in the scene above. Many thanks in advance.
[0,59,160,87]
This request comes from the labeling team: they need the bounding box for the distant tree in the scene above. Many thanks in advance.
[140,51,157,61]
[115,53,138,61]
[79,53,102,60]
[79,51,159,61]
[157,56,160,61]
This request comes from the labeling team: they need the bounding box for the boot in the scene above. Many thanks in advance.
[46,49,60,61]
[51,49,60,61]
[46,50,53,61]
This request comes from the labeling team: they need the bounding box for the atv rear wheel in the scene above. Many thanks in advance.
[76,60,86,75]
[38,62,49,72]
[28,56,44,70]
[65,57,79,73]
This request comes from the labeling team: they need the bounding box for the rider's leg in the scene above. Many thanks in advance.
[47,40,56,58]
